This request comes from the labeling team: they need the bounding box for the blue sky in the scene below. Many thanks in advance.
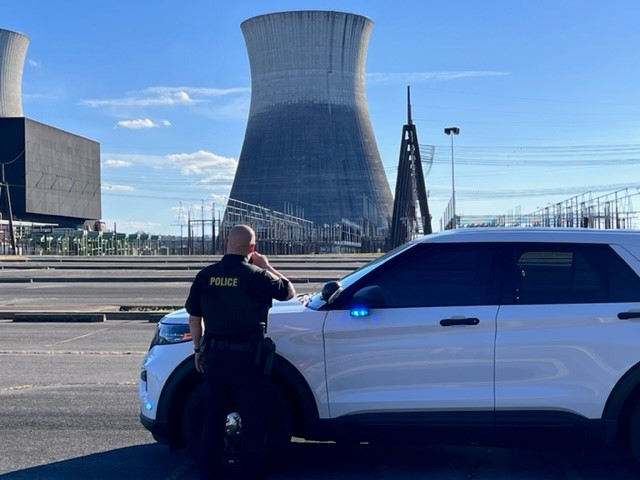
[3,0,639,234]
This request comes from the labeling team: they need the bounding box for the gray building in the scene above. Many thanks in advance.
[230,11,393,228]
[0,117,101,227]
[0,28,101,228]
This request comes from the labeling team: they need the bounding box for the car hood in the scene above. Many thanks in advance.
[159,296,309,325]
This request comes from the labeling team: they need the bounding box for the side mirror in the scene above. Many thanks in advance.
[321,281,342,303]
[350,285,387,313]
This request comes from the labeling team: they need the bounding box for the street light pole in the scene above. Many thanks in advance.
[444,127,460,229]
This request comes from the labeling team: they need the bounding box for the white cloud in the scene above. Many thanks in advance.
[110,220,161,232]
[167,150,238,178]
[28,59,40,67]
[149,86,249,97]
[207,193,230,205]
[100,150,238,193]
[23,93,57,101]
[83,90,195,107]
[102,183,135,191]
[200,96,250,120]
[101,153,166,167]
[116,118,171,129]
[367,71,509,85]
[104,159,133,168]
[81,86,249,108]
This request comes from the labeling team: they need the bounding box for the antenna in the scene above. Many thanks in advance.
[407,85,412,125]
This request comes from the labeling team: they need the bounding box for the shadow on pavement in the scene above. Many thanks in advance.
[0,444,195,480]
[2,440,639,480]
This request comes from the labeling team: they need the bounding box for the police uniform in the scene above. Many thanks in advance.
[185,254,291,480]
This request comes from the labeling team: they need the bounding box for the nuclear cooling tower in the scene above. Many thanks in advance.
[0,29,29,117]
[229,11,393,228]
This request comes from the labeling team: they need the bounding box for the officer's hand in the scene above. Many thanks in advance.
[195,353,204,373]
[249,251,269,269]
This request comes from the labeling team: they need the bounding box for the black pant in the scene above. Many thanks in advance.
[199,346,268,480]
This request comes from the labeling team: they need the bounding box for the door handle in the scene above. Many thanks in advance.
[618,312,640,320]
[440,317,480,326]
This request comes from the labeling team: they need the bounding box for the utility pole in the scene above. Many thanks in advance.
[444,126,460,229]
[211,202,216,255]
[0,164,17,254]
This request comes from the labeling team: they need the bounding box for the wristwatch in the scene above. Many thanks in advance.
[194,345,201,353]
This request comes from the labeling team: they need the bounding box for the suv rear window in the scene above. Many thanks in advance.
[513,244,640,304]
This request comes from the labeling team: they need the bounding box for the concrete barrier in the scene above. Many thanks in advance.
[2,311,168,323]
[12,313,106,323]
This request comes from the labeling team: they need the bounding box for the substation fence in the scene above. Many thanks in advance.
[0,226,163,256]
[448,188,640,231]
[4,190,637,256]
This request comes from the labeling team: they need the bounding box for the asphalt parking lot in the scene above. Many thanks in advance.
[2,256,640,479]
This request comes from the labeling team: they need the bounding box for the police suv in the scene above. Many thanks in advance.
[139,228,640,471]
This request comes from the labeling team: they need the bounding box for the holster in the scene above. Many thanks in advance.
[255,337,276,375]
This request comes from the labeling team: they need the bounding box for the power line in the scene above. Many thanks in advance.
[0,149,25,166]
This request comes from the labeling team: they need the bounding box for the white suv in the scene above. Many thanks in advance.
[139,228,640,471]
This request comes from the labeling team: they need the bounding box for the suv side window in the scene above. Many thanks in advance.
[362,244,497,308]
[512,244,640,304]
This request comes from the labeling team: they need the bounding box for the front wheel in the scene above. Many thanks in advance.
[181,382,292,474]
[629,399,640,462]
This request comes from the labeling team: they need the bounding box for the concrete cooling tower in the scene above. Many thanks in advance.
[0,29,29,117]
[230,10,393,228]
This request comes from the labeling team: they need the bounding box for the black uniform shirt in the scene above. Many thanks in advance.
[185,254,291,338]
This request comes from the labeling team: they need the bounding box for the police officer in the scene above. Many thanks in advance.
[185,224,295,480]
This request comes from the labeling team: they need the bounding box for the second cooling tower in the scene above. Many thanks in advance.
[0,29,29,117]
[230,10,393,228]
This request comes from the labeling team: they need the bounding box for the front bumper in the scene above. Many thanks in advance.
[140,412,170,445]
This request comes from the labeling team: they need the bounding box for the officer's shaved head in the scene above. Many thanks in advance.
[227,224,256,255]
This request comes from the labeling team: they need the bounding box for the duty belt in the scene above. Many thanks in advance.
[210,339,255,352]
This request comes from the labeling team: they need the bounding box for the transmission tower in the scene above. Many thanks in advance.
[388,87,432,250]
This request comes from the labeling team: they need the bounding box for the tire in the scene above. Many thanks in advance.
[629,399,640,462]
[181,382,292,474]
[181,384,205,462]
[261,383,293,470]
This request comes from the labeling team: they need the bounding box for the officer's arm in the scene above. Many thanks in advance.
[251,252,296,300]
[188,315,204,349]
[282,276,296,300]
[188,315,205,360]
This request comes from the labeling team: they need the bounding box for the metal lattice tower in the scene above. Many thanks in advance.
[389,87,432,249]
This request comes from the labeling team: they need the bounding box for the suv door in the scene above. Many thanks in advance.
[495,242,640,420]
[322,243,500,420]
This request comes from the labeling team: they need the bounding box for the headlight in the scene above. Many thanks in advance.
[149,322,192,349]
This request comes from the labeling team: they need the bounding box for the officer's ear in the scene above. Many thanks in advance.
[249,243,256,253]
